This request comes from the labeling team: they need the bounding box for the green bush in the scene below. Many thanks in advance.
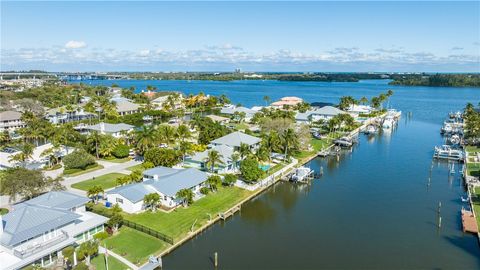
[200,187,210,195]
[223,174,237,186]
[144,148,181,167]
[93,231,109,241]
[143,161,155,169]
[240,157,265,182]
[112,144,130,158]
[72,262,88,270]
[63,149,96,170]
[0,208,9,215]
[63,163,98,175]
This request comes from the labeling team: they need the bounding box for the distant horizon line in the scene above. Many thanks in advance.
[1,70,479,74]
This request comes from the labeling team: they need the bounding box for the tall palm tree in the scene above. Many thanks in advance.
[263,95,271,106]
[157,124,177,145]
[177,124,191,143]
[262,131,281,162]
[135,125,158,154]
[280,128,297,159]
[360,96,369,105]
[205,150,224,173]
[98,135,118,157]
[86,131,102,159]
[230,152,240,171]
[9,143,34,167]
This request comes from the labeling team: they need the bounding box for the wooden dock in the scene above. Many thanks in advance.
[219,206,241,220]
[461,208,479,234]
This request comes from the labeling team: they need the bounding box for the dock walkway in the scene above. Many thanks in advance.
[461,208,479,233]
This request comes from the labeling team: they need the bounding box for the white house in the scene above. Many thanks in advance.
[0,143,74,170]
[0,111,25,132]
[151,93,184,110]
[185,144,237,174]
[74,122,134,138]
[220,106,257,122]
[45,107,96,124]
[106,166,209,213]
[295,106,348,124]
[210,131,261,152]
[115,100,140,116]
[0,191,107,270]
[347,104,374,115]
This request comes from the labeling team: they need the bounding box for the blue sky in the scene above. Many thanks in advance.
[1,1,479,72]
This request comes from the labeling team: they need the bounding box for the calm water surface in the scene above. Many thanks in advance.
[75,80,479,269]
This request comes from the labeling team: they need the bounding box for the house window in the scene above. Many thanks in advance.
[116,198,123,204]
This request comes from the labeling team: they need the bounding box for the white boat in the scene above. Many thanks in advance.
[433,145,464,161]
[382,116,395,129]
[364,125,377,135]
[291,167,314,182]
[448,134,461,145]
[334,137,353,147]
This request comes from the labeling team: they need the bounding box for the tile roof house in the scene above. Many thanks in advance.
[0,191,107,270]
[106,166,209,213]
[0,111,25,132]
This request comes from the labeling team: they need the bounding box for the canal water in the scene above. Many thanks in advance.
[74,79,480,269]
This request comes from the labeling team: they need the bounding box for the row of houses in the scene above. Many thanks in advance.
[106,131,261,213]
[0,191,108,270]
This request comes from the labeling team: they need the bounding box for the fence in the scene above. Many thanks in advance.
[87,203,174,245]
[122,219,174,244]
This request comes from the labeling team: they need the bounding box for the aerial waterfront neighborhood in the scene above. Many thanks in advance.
[1,1,480,270]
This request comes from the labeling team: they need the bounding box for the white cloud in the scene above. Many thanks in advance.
[65,40,87,49]
[1,43,479,72]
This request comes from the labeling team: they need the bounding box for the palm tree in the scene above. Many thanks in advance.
[98,135,118,157]
[157,124,177,145]
[230,152,240,171]
[262,131,281,162]
[179,141,192,163]
[239,143,251,159]
[143,193,161,211]
[78,240,98,266]
[177,124,191,143]
[360,96,369,105]
[204,150,224,173]
[87,185,104,204]
[176,188,194,206]
[135,125,158,154]
[9,143,34,167]
[41,145,60,168]
[207,175,222,192]
[280,128,297,159]
[263,95,271,106]
[86,131,102,159]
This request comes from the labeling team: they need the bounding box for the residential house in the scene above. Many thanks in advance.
[0,111,25,132]
[295,106,348,124]
[205,114,230,124]
[347,104,374,116]
[74,122,134,138]
[0,143,74,170]
[151,93,184,110]
[270,96,303,108]
[114,100,140,116]
[45,107,96,124]
[106,166,209,213]
[210,131,261,152]
[0,191,107,270]
[220,106,257,122]
[185,144,236,173]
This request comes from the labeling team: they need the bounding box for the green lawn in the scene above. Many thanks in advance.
[294,138,333,162]
[467,163,480,177]
[127,163,145,172]
[91,253,129,270]
[63,164,104,177]
[125,187,252,241]
[71,173,126,191]
[465,146,480,154]
[472,188,480,228]
[103,227,169,266]
[101,157,131,163]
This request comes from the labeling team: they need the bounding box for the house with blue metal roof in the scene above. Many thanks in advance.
[106,166,209,213]
[0,191,107,270]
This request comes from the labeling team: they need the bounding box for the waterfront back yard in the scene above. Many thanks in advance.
[125,186,252,241]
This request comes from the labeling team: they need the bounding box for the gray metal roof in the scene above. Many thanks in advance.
[295,106,347,121]
[108,166,209,199]
[0,111,22,121]
[19,191,90,211]
[86,122,134,133]
[106,183,155,203]
[211,131,261,147]
[144,167,208,197]
[115,100,140,113]
[1,204,80,247]
[220,106,256,116]
[188,144,234,164]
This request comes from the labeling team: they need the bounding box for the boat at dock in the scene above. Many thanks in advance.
[363,125,377,135]
[433,145,464,161]
[290,166,314,183]
[334,137,353,147]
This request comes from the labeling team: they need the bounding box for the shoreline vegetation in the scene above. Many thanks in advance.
[3,71,480,87]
